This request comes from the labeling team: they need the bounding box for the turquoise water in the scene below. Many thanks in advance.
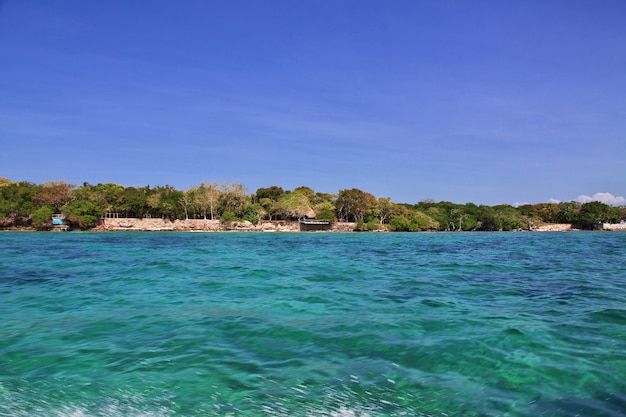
[1,232,625,417]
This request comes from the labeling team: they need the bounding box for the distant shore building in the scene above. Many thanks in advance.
[299,218,331,231]
[51,214,70,231]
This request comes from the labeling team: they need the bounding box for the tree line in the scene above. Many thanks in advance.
[1,177,624,231]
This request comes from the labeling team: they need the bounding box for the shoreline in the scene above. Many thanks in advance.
[2,219,625,232]
[85,219,626,233]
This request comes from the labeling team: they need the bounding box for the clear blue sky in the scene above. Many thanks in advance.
[1,1,624,205]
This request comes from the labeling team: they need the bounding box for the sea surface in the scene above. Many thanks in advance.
[1,231,625,417]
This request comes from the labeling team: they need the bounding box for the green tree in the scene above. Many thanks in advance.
[460,203,480,230]
[335,188,376,222]
[254,186,285,203]
[410,210,438,230]
[63,199,104,229]
[275,191,314,220]
[477,206,499,231]
[147,185,184,219]
[372,197,395,224]
[312,192,335,206]
[293,186,314,201]
[388,214,412,231]
[218,183,248,217]
[0,181,36,220]
[91,183,126,213]
[556,202,581,223]
[255,185,284,220]
[422,206,447,231]
[190,182,220,220]
[33,181,74,212]
[617,206,626,222]
[418,201,458,231]
[492,204,527,231]
[578,201,617,228]
[257,197,277,220]
[122,186,149,218]
[242,203,264,224]
[31,206,54,230]
[529,203,560,223]
[179,188,195,219]
[451,208,469,231]
[313,201,337,223]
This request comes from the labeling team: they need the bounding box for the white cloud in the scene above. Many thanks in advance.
[548,198,561,204]
[576,192,626,206]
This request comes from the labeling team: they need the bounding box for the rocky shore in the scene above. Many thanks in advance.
[535,223,575,231]
[534,223,626,231]
[94,218,357,232]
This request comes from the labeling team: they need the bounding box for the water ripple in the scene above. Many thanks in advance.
[1,232,625,416]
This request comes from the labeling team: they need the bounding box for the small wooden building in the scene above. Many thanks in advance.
[299,219,331,231]
[51,214,70,231]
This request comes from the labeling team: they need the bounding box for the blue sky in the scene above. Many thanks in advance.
[1,1,624,205]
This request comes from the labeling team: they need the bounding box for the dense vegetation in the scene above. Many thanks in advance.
[1,177,624,231]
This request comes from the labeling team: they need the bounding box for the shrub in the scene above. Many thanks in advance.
[31,206,54,230]
[219,211,239,226]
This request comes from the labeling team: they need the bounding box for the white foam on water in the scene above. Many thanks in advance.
[52,404,174,417]
[328,407,371,417]
[0,396,176,417]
